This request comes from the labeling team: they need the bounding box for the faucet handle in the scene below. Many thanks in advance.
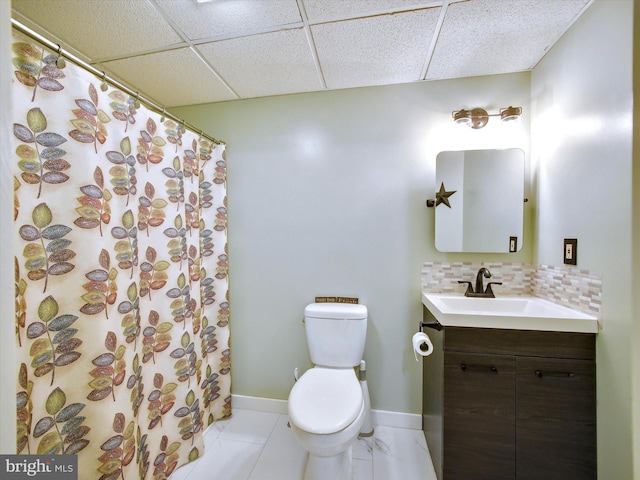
[458,280,474,296]
[485,282,503,297]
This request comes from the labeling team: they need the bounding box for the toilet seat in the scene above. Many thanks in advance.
[288,367,363,435]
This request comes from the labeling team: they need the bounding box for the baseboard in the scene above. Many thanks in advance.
[371,409,422,430]
[231,394,422,430]
[232,394,289,414]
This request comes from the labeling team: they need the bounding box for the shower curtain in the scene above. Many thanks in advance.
[11,34,230,479]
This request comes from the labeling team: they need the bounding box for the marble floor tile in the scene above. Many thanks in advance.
[371,425,437,480]
[352,457,374,480]
[247,415,306,480]
[170,409,436,480]
[186,438,264,480]
[354,434,374,461]
[218,409,280,444]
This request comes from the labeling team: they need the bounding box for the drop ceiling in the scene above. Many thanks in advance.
[11,0,593,108]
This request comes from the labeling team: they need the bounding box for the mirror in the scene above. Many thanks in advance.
[434,148,525,253]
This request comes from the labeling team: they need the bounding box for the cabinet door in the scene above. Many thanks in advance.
[516,357,596,480]
[443,352,516,480]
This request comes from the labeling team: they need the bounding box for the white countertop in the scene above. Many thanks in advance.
[422,292,599,334]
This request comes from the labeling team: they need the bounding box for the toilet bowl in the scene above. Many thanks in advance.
[288,367,365,480]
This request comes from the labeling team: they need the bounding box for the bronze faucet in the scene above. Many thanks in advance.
[458,267,502,298]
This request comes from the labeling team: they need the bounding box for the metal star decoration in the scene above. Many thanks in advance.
[435,182,456,208]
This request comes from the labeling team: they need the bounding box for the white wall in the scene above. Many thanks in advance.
[1,0,16,454]
[634,1,640,476]
[531,0,635,477]
[174,74,532,415]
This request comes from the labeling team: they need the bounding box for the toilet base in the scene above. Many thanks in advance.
[303,445,353,480]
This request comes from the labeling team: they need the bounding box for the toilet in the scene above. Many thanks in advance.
[288,302,369,480]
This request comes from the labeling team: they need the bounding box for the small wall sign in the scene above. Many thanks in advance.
[315,296,359,304]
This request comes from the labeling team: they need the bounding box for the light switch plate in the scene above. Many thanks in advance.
[564,238,577,265]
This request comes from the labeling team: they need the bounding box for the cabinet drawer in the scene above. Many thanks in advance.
[444,352,516,480]
[516,357,596,480]
[444,327,595,359]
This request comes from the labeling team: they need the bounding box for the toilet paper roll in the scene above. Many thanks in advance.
[412,332,434,361]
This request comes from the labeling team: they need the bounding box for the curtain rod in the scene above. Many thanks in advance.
[11,18,225,146]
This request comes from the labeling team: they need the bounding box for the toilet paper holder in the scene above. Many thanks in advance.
[419,321,442,332]
[412,330,435,360]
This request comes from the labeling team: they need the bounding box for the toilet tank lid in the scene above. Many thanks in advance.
[304,303,367,320]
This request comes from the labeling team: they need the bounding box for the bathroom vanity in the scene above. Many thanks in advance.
[421,293,597,480]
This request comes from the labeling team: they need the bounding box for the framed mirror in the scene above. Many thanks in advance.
[434,148,525,253]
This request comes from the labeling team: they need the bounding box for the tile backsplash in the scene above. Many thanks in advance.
[533,264,602,316]
[421,262,601,318]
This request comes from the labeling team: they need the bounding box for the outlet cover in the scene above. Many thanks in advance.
[509,236,518,253]
[564,238,577,265]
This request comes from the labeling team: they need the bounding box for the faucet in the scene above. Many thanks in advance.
[458,267,502,298]
[475,267,491,294]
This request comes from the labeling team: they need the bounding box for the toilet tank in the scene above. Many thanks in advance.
[304,303,368,368]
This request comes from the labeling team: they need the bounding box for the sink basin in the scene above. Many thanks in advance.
[422,293,598,333]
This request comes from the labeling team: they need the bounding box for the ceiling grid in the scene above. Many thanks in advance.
[11,0,593,107]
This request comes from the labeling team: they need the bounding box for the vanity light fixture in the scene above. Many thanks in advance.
[452,106,522,129]
[453,108,489,129]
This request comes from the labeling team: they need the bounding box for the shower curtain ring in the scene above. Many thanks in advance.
[100,71,108,92]
[134,92,141,109]
[55,44,66,69]
[160,108,166,122]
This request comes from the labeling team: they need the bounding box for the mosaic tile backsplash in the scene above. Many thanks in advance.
[421,262,601,317]
[533,264,602,317]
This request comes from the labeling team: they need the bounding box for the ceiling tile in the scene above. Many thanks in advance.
[12,0,182,59]
[11,0,594,107]
[154,0,302,41]
[103,48,236,107]
[197,29,322,98]
[426,0,591,80]
[312,9,441,90]
[303,0,444,21]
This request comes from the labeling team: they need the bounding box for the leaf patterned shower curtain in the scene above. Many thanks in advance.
[11,34,231,479]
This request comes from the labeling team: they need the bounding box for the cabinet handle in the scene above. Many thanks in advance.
[460,363,498,374]
[535,370,574,378]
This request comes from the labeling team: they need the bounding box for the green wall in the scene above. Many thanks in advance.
[531,1,635,477]
[174,73,532,415]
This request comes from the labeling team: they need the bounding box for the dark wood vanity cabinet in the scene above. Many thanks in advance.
[422,320,596,480]
[515,356,596,480]
[444,352,516,479]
